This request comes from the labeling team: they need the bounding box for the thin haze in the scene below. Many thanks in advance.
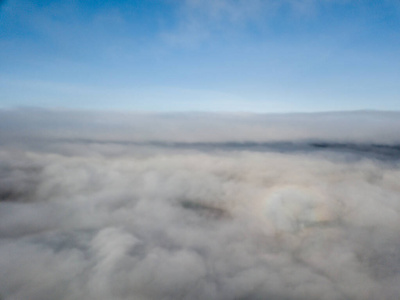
[1,0,400,111]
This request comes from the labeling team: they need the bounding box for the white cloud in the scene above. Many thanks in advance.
[0,110,400,299]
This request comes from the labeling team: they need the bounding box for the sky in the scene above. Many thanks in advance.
[1,0,400,112]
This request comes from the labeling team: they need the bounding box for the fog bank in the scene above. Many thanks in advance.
[0,109,399,300]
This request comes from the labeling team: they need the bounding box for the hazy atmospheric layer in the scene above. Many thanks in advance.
[0,109,400,300]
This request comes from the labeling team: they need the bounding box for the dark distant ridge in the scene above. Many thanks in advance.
[42,138,400,160]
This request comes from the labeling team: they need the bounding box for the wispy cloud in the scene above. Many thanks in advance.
[162,0,341,46]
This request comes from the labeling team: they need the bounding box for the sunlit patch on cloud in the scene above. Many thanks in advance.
[263,186,334,233]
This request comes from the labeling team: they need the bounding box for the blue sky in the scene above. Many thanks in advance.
[1,0,400,112]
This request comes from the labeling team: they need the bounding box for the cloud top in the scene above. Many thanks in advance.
[0,109,400,300]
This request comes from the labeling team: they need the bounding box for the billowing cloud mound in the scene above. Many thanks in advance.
[0,109,400,300]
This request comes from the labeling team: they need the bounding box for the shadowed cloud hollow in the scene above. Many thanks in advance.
[0,109,400,300]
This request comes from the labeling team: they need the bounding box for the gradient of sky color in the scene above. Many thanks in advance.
[1,0,400,112]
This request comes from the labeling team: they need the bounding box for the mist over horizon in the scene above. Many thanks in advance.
[1,109,400,300]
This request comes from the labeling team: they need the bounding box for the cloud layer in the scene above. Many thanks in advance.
[0,109,400,300]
